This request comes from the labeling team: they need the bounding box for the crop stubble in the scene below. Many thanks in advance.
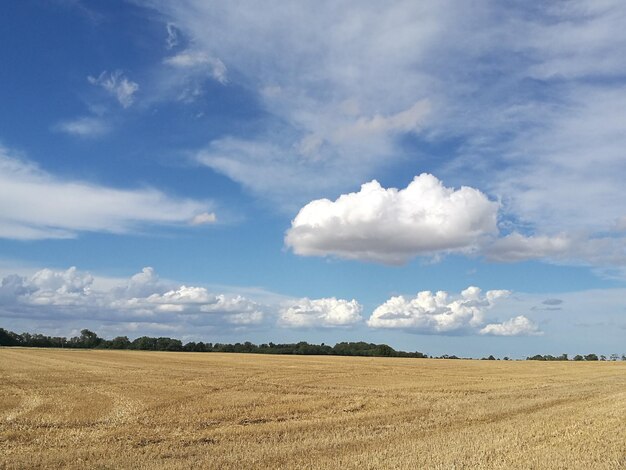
[0,348,624,469]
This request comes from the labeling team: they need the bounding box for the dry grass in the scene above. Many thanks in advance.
[0,348,624,469]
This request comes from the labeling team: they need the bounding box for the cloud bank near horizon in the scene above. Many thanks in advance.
[0,265,538,338]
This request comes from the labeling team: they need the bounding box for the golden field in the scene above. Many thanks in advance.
[0,348,624,469]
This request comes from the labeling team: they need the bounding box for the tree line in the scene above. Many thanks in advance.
[1,327,623,360]
[526,353,624,361]
[0,327,426,358]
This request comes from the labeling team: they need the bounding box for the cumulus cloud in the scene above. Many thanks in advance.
[54,117,109,137]
[286,173,499,264]
[88,70,139,108]
[479,316,542,336]
[0,146,212,240]
[279,297,362,328]
[367,286,527,335]
[0,266,264,327]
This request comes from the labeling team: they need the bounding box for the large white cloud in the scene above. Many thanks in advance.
[285,173,499,264]
[0,147,212,240]
[366,286,535,335]
[279,297,362,328]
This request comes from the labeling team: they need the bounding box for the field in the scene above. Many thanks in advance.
[1,349,625,469]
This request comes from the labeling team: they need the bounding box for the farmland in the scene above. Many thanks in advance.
[1,348,625,469]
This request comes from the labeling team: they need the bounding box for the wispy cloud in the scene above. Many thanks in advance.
[190,212,217,225]
[164,50,227,84]
[144,1,626,272]
[165,22,179,49]
[88,70,139,108]
[0,146,212,240]
[54,116,109,137]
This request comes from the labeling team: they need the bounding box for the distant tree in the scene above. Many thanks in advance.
[132,336,157,350]
[600,355,607,361]
[609,353,619,361]
[111,336,131,349]
[527,355,546,361]
[503,357,509,361]
[573,355,584,361]
[375,344,395,357]
[197,342,210,352]
[79,329,101,348]
[155,337,183,351]
[584,354,598,361]
[0,328,20,346]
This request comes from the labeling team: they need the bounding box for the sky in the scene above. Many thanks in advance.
[0,0,625,358]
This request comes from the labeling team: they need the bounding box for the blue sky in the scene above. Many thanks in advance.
[1,0,625,358]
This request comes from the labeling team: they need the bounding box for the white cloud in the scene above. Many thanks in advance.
[0,266,264,327]
[54,117,109,137]
[164,50,227,84]
[145,1,456,206]
[142,1,626,273]
[332,100,431,142]
[190,212,217,225]
[279,297,362,328]
[367,286,513,334]
[88,70,139,108]
[286,173,499,264]
[487,233,573,262]
[0,146,212,240]
[480,316,542,336]
[486,232,626,269]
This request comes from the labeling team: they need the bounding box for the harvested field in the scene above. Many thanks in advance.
[0,348,625,469]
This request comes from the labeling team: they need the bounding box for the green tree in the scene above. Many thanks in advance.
[79,329,101,348]
[111,336,131,349]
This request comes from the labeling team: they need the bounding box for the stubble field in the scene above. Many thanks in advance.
[0,348,624,469]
